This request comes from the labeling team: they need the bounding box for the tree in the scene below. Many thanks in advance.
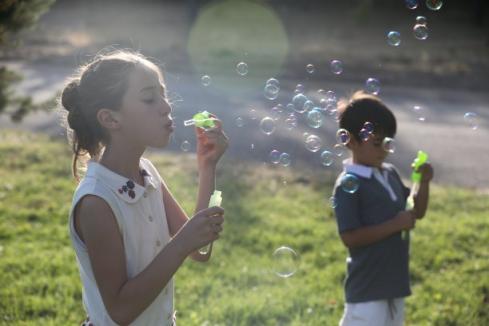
[0,0,55,122]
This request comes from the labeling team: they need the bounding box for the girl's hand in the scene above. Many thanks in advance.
[195,114,229,168]
[176,206,224,255]
[416,163,434,184]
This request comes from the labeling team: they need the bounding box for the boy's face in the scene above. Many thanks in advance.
[348,133,390,168]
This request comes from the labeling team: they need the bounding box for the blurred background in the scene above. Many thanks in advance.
[1,0,489,188]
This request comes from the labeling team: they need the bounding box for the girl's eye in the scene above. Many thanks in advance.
[143,98,154,104]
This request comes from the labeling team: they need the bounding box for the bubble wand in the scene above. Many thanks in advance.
[183,111,217,130]
[403,150,429,241]
[199,190,222,255]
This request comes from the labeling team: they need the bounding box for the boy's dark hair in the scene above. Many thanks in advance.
[337,91,397,142]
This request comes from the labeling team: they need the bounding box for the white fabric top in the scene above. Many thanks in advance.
[68,157,175,325]
[343,158,398,201]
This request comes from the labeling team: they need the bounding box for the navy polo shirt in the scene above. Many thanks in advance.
[333,160,412,303]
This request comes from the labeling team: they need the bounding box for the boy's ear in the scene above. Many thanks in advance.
[97,109,121,130]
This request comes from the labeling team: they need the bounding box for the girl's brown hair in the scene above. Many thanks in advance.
[59,50,160,182]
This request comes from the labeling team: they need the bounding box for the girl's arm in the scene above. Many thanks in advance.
[76,195,223,325]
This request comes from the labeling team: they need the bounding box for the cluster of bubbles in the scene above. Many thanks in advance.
[405,0,443,11]
[269,149,292,166]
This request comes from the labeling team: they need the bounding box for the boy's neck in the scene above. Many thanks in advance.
[351,156,382,169]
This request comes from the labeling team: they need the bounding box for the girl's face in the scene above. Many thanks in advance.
[117,63,174,149]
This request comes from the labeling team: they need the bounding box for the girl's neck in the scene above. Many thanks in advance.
[99,142,146,184]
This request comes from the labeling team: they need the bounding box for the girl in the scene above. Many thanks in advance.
[60,50,228,326]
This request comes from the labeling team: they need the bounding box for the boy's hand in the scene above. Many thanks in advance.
[394,210,417,232]
[414,162,434,183]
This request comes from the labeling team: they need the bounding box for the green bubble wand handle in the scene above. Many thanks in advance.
[403,150,429,241]
[198,190,222,255]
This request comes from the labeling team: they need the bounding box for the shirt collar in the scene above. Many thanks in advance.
[86,159,158,204]
[342,158,389,179]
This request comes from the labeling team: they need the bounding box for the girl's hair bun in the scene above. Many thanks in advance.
[61,80,80,113]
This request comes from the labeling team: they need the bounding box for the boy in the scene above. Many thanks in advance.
[333,91,434,326]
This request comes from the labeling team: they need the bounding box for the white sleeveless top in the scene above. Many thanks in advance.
[68,157,175,325]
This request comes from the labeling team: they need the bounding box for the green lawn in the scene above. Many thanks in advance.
[0,130,488,325]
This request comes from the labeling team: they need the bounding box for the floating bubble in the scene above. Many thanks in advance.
[269,150,281,164]
[426,0,443,11]
[341,174,360,194]
[249,108,258,120]
[363,121,374,133]
[201,75,211,87]
[181,140,191,152]
[295,84,305,94]
[235,117,245,127]
[464,112,478,130]
[405,0,418,9]
[320,150,334,167]
[413,24,428,40]
[307,109,323,128]
[306,64,315,74]
[303,100,315,112]
[365,78,381,95]
[336,128,350,146]
[266,78,280,88]
[272,246,299,278]
[302,132,310,141]
[382,137,396,153]
[359,128,370,142]
[329,196,337,208]
[285,113,298,130]
[271,104,283,121]
[264,84,280,100]
[413,106,426,122]
[236,62,249,76]
[260,117,276,135]
[305,134,322,152]
[292,93,309,113]
[325,90,337,104]
[286,103,295,112]
[330,60,343,75]
[416,16,427,25]
[387,31,401,47]
[279,152,291,167]
[334,143,346,157]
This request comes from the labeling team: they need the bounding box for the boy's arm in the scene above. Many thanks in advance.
[340,210,416,249]
[413,163,433,220]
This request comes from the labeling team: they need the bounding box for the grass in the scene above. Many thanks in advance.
[0,129,488,325]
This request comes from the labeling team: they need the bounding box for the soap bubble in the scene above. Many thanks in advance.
[285,113,298,130]
[307,109,323,128]
[264,84,280,100]
[181,140,191,152]
[295,84,305,94]
[405,0,418,9]
[292,93,309,113]
[303,100,315,112]
[249,108,258,120]
[320,150,334,166]
[329,196,337,208]
[269,150,281,164]
[260,117,276,135]
[279,152,291,167]
[306,64,315,74]
[382,137,396,153]
[387,31,401,47]
[286,102,295,112]
[416,16,427,25]
[334,144,346,157]
[271,104,283,121]
[266,78,280,88]
[336,128,350,146]
[201,75,211,87]
[464,112,478,130]
[413,106,426,122]
[305,134,322,152]
[236,62,249,76]
[365,78,381,95]
[363,121,374,133]
[330,60,343,75]
[325,90,337,103]
[413,24,428,40]
[359,128,371,142]
[341,174,360,194]
[235,117,245,127]
[426,0,443,11]
[272,246,299,278]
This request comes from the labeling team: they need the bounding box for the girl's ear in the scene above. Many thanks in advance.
[97,109,121,131]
